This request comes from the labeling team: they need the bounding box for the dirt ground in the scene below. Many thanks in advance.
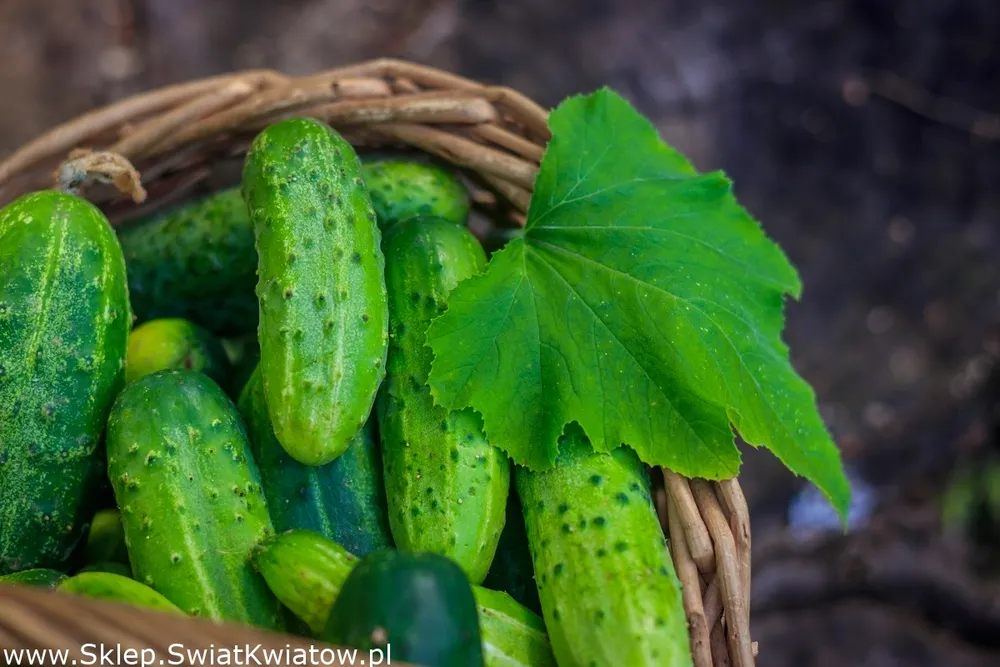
[2,0,999,664]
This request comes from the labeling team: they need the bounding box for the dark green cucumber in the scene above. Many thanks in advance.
[250,529,359,634]
[0,191,130,575]
[125,318,232,390]
[362,159,469,230]
[516,425,690,667]
[243,118,388,466]
[323,549,484,667]
[0,568,67,588]
[473,587,555,667]
[117,187,257,336]
[378,217,509,584]
[106,369,281,628]
[83,509,129,566]
[252,529,552,667]
[482,486,542,615]
[238,366,392,556]
[79,561,133,577]
[58,572,184,615]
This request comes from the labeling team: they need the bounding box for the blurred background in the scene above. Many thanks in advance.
[3,0,998,664]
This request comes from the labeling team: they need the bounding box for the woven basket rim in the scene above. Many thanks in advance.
[0,58,755,667]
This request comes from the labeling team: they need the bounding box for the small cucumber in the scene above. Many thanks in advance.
[78,561,133,578]
[117,187,258,336]
[243,118,388,466]
[516,424,690,667]
[251,529,554,667]
[379,218,509,584]
[83,509,130,566]
[238,366,392,556]
[0,568,67,588]
[125,318,232,389]
[362,159,469,230]
[107,370,281,628]
[473,587,555,667]
[482,486,542,615]
[250,529,359,634]
[323,549,484,667]
[0,191,130,575]
[58,572,184,615]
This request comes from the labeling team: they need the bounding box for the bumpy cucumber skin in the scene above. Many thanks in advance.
[0,191,130,575]
[0,568,67,588]
[117,187,257,336]
[323,550,484,667]
[58,572,184,615]
[84,509,130,566]
[483,484,542,615]
[378,218,509,584]
[125,318,232,389]
[251,529,552,666]
[516,426,691,667]
[473,587,556,667]
[107,370,281,628]
[238,366,392,557]
[243,118,388,466]
[250,529,359,634]
[362,160,469,231]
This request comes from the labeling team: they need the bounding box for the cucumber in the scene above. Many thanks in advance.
[251,529,554,667]
[117,187,257,336]
[323,549,484,667]
[78,561,133,578]
[223,332,261,399]
[378,217,509,584]
[242,118,388,466]
[482,486,542,615]
[125,318,232,390]
[473,587,555,667]
[83,509,130,566]
[238,366,392,556]
[58,572,184,615]
[516,424,690,667]
[0,191,130,575]
[0,568,67,588]
[362,159,469,230]
[106,369,282,628]
[250,529,359,634]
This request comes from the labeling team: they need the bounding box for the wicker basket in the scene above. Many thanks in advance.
[0,59,755,667]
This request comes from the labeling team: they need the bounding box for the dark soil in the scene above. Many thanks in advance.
[2,1,999,664]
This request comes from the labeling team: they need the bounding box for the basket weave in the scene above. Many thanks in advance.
[0,59,755,667]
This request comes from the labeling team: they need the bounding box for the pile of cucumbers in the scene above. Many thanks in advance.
[0,118,688,667]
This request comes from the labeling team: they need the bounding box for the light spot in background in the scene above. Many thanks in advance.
[787,466,876,534]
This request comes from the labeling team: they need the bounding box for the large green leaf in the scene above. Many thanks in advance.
[426,89,850,518]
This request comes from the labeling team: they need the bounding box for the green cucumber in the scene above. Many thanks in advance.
[117,187,257,336]
[223,333,261,399]
[0,568,67,588]
[516,424,690,667]
[58,572,184,615]
[251,529,554,667]
[125,318,232,390]
[243,117,388,466]
[78,561,133,577]
[378,217,509,584]
[0,191,130,575]
[323,549,484,667]
[483,487,542,615]
[362,159,469,230]
[250,529,359,634]
[238,366,392,556]
[106,369,281,628]
[83,509,130,566]
[473,587,555,667]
